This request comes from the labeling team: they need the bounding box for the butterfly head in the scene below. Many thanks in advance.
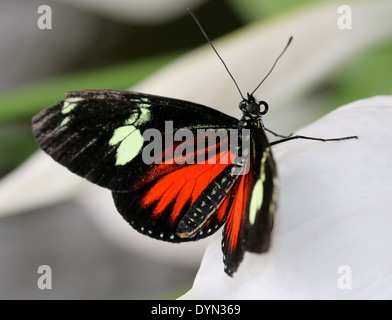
[239,93,269,118]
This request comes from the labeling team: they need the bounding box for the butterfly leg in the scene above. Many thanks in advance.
[264,126,293,139]
[269,134,358,146]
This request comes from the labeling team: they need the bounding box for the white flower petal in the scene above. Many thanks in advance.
[0,151,86,217]
[182,95,392,299]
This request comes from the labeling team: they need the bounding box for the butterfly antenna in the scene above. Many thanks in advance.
[187,8,245,100]
[250,36,293,96]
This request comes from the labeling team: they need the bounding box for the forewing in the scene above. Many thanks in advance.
[32,89,238,192]
[33,89,240,242]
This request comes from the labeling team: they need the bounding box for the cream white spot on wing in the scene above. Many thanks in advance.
[125,106,151,125]
[249,179,263,225]
[249,148,271,224]
[108,106,151,166]
[109,125,144,166]
[138,106,150,123]
[59,116,71,130]
[62,97,83,114]
[124,112,139,125]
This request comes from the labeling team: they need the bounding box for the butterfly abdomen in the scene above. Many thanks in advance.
[176,165,240,239]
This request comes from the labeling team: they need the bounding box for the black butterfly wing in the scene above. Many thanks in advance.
[111,166,239,242]
[221,127,277,276]
[33,89,239,242]
[32,89,238,192]
[112,123,242,243]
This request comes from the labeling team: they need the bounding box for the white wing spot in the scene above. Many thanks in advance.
[124,112,138,125]
[108,107,151,166]
[249,179,263,225]
[137,103,150,108]
[138,107,150,123]
[62,97,83,114]
[109,125,144,166]
[59,116,71,130]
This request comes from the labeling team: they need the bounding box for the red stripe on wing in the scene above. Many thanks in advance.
[140,147,235,225]
[224,160,252,253]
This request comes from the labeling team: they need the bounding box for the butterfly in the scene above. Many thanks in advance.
[32,11,357,276]
[32,87,279,276]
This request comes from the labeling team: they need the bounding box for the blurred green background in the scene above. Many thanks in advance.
[0,0,391,299]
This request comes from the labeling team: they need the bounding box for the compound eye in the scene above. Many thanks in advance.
[239,100,247,111]
[246,102,260,115]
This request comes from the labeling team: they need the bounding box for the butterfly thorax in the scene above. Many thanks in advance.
[238,115,262,129]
